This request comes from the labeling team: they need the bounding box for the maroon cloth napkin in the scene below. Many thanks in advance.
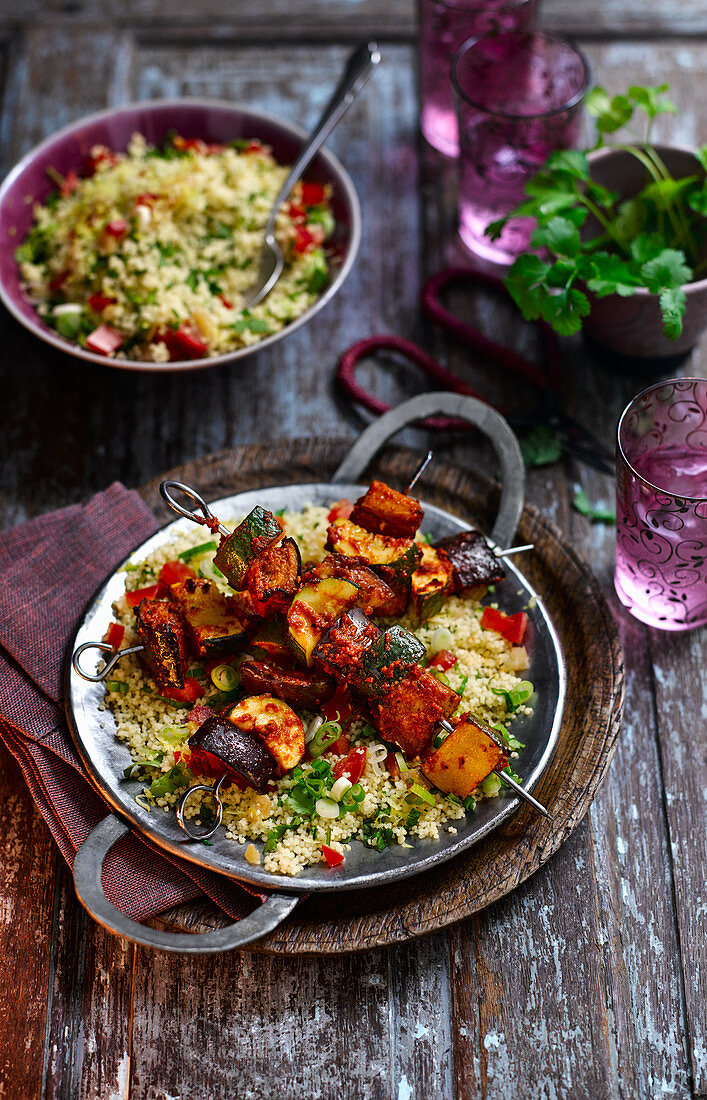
[0,484,267,925]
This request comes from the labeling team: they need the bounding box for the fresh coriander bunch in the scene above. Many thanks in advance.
[488,84,707,339]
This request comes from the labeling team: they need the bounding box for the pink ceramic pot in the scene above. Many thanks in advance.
[583,144,707,359]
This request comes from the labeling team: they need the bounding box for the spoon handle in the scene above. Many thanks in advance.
[265,40,381,235]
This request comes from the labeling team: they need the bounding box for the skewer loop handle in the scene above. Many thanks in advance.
[72,641,144,682]
[177,774,227,841]
[160,480,229,537]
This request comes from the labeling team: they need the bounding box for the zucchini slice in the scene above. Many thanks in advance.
[360,625,427,697]
[421,716,508,798]
[373,666,459,757]
[135,598,189,689]
[245,536,302,616]
[213,506,283,589]
[287,576,360,666]
[188,715,275,791]
[313,610,425,701]
[223,695,305,772]
[303,554,395,617]
[434,531,506,595]
[350,479,423,539]
[325,519,421,582]
[410,544,455,622]
[251,616,292,662]
[168,577,249,656]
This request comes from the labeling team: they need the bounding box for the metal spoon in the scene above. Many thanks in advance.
[241,40,381,309]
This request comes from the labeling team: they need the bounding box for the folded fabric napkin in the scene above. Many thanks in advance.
[0,484,267,925]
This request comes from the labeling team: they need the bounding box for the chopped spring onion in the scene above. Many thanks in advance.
[428,626,454,655]
[394,751,409,773]
[431,670,451,688]
[407,783,436,806]
[368,742,389,776]
[189,665,205,679]
[315,796,340,820]
[155,696,191,708]
[159,725,188,746]
[53,302,83,317]
[330,777,352,801]
[446,793,463,806]
[348,783,365,803]
[481,773,501,797]
[457,675,468,696]
[123,755,163,779]
[179,540,218,562]
[491,680,534,713]
[210,664,239,692]
[106,680,129,694]
[463,795,476,812]
[432,727,450,749]
[304,715,324,745]
[309,719,341,758]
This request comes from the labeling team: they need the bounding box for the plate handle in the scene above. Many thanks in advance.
[73,814,299,954]
[332,391,525,547]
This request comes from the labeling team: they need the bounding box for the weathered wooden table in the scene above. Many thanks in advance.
[1,2,705,1097]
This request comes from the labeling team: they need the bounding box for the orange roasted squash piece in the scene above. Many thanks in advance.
[350,479,423,539]
[421,715,508,798]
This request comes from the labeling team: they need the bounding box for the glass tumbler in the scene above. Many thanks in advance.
[615,378,707,631]
[452,30,589,265]
[418,0,537,158]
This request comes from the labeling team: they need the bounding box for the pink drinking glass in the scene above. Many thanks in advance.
[418,0,537,158]
[615,379,707,631]
[452,31,590,265]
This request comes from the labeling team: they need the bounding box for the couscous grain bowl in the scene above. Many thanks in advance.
[71,477,563,883]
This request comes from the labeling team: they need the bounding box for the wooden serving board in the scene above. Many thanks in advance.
[139,438,624,955]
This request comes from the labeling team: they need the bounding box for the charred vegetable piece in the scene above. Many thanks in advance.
[421,715,508,798]
[168,577,249,656]
[213,506,283,589]
[373,666,459,757]
[326,519,421,583]
[188,715,275,791]
[135,598,189,689]
[359,626,427,699]
[245,536,301,616]
[239,659,336,708]
[304,554,396,617]
[434,531,506,595]
[287,576,360,666]
[250,616,292,662]
[223,695,305,772]
[350,479,423,539]
[410,544,455,622]
[312,607,382,686]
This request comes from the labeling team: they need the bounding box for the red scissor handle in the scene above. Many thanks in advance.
[337,334,482,431]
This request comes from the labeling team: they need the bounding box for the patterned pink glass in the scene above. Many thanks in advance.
[418,0,537,158]
[615,379,707,631]
[452,31,589,265]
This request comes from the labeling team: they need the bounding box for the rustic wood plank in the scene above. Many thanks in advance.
[0,743,56,1100]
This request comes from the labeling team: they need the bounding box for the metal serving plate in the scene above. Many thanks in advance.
[67,480,565,897]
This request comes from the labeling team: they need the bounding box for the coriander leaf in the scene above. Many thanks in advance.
[687,185,707,216]
[519,425,562,467]
[545,259,577,288]
[586,253,642,297]
[640,175,698,211]
[628,84,676,120]
[586,88,633,134]
[695,145,707,173]
[630,231,667,264]
[531,215,581,257]
[641,248,692,291]
[545,149,589,180]
[539,287,590,336]
[485,216,508,241]
[523,174,579,216]
[505,255,551,320]
[573,489,616,524]
[613,197,648,242]
[659,285,686,339]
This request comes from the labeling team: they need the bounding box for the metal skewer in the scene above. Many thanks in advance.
[177,774,227,841]
[496,543,534,557]
[72,640,144,681]
[404,450,433,495]
[160,480,230,537]
[438,718,550,817]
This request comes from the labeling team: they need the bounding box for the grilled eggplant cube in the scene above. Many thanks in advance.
[287,576,360,666]
[135,598,189,689]
[213,506,283,589]
[410,544,455,622]
[188,715,275,791]
[223,695,305,772]
[240,659,336,708]
[434,531,506,596]
[169,577,249,656]
[374,666,459,757]
[245,536,301,617]
[421,716,508,799]
[350,479,423,539]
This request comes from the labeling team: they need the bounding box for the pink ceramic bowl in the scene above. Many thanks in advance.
[0,98,361,372]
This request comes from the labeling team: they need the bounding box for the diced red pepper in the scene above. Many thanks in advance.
[287,203,306,222]
[207,143,226,154]
[125,583,167,608]
[327,499,353,524]
[174,750,182,763]
[103,622,125,649]
[187,703,214,725]
[217,294,233,309]
[321,844,345,869]
[105,219,127,238]
[333,746,367,784]
[428,649,458,672]
[159,325,209,361]
[49,270,69,293]
[60,169,79,198]
[173,136,209,154]
[88,292,117,312]
[135,192,159,206]
[480,607,528,645]
[320,688,359,726]
[244,140,263,154]
[385,751,400,780]
[301,181,325,206]
[159,559,196,586]
[160,677,205,704]
[328,733,350,758]
[293,226,316,254]
[84,146,118,175]
[86,324,123,356]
